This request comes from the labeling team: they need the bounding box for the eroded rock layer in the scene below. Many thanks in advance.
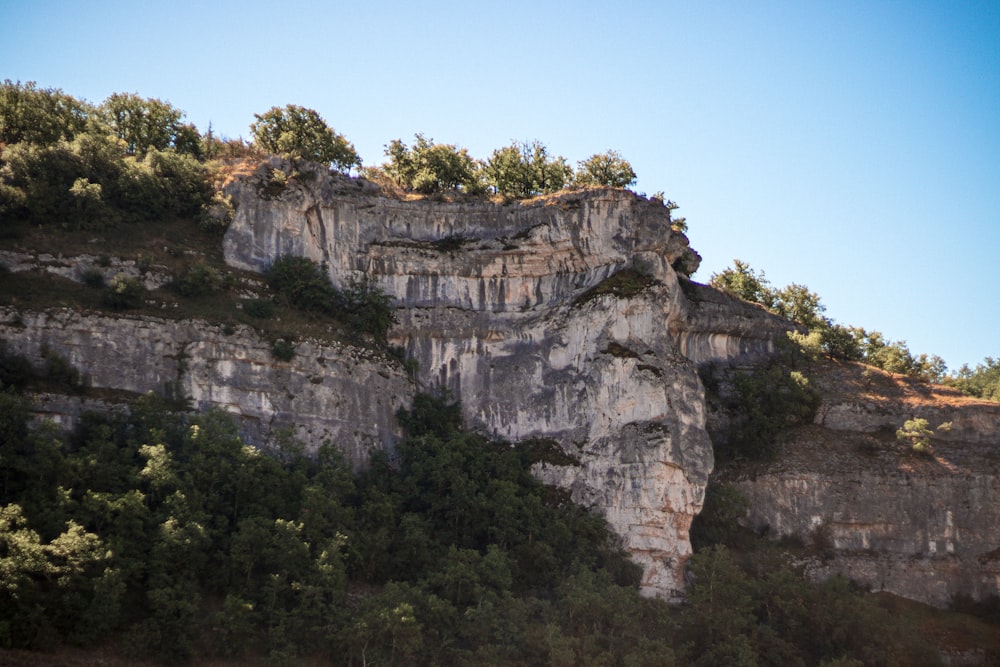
[0,308,411,464]
[220,159,745,597]
[728,364,1000,606]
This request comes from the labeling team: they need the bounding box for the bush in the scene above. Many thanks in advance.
[250,104,360,172]
[81,267,105,288]
[41,345,83,391]
[573,268,656,306]
[241,298,274,320]
[199,191,235,233]
[381,134,483,194]
[342,275,395,342]
[0,342,35,389]
[271,338,295,361]
[102,274,145,310]
[265,255,339,316]
[173,262,222,298]
[717,362,821,462]
[484,140,573,198]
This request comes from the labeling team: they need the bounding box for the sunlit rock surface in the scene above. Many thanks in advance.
[221,159,751,597]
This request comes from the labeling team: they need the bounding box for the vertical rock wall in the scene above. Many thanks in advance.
[0,308,411,464]
[221,160,726,597]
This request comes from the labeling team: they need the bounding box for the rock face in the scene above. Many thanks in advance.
[220,159,750,598]
[727,364,1000,607]
[9,158,995,606]
[0,308,411,464]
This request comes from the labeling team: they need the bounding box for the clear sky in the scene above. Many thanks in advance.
[3,1,998,371]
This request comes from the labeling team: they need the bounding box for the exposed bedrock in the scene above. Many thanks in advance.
[220,160,775,597]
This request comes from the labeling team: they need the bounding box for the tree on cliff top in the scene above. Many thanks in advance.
[379,134,483,194]
[574,150,637,188]
[484,140,572,198]
[251,104,360,173]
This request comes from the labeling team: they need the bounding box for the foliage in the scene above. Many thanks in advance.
[896,418,951,455]
[251,104,360,172]
[271,338,296,361]
[574,150,637,188]
[380,133,483,194]
[945,357,1000,401]
[0,125,210,228]
[711,259,776,308]
[711,259,947,382]
[102,274,145,310]
[241,297,274,320]
[265,255,340,316]
[714,361,821,462]
[678,544,942,667]
[0,391,969,663]
[198,191,235,232]
[265,256,395,344]
[0,80,92,147]
[41,346,83,392]
[0,342,35,389]
[172,261,222,298]
[689,483,751,550]
[573,268,656,306]
[341,275,396,342]
[484,140,573,198]
[98,92,201,157]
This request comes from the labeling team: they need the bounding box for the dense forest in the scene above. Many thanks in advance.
[1,376,976,665]
[2,81,1000,664]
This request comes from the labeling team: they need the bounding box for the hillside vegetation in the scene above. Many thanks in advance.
[2,82,999,664]
[3,382,983,665]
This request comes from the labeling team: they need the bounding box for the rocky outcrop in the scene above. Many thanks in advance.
[727,364,1000,606]
[219,159,773,598]
[0,308,411,464]
[17,158,996,607]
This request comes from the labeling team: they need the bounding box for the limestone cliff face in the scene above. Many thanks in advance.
[6,158,996,606]
[727,363,1000,606]
[0,308,411,464]
[220,159,741,598]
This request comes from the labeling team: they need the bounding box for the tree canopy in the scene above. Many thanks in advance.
[98,92,201,157]
[575,150,637,188]
[379,134,482,194]
[0,80,91,147]
[711,259,948,383]
[484,140,573,198]
[250,104,360,172]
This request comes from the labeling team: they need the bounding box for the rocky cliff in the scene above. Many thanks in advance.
[723,361,1000,606]
[0,308,411,464]
[220,158,780,598]
[4,157,997,606]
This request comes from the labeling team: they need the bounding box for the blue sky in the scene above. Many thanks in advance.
[4,1,998,371]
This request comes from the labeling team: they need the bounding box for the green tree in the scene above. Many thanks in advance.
[772,283,827,330]
[342,275,396,343]
[710,259,777,309]
[484,140,572,198]
[0,80,92,146]
[725,364,821,462]
[380,134,482,194]
[265,255,341,316]
[896,417,951,455]
[574,150,637,188]
[250,104,360,172]
[680,545,756,666]
[946,357,1000,401]
[98,93,201,157]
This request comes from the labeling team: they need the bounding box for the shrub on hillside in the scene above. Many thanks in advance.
[102,274,145,310]
[265,255,339,315]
